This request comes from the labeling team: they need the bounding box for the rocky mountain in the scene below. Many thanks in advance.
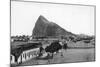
[32,15,75,38]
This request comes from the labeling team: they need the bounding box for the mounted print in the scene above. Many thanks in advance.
[10,0,96,67]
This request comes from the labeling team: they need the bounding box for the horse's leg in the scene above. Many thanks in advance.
[47,53,53,64]
[60,49,64,57]
[47,53,51,64]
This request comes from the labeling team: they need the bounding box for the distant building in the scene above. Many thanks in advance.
[11,35,30,42]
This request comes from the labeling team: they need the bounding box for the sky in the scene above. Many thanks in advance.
[11,1,95,36]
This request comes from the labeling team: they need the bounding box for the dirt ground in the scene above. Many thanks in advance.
[18,48,95,66]
[11,41,95,67]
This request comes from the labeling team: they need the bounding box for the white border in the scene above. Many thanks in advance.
[0,0,98,67]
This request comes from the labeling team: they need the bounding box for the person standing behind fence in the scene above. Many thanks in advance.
[39,46,44,57]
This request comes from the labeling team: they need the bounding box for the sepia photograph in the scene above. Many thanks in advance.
[10,0,95,67]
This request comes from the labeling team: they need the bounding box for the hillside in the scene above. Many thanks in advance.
[32,15,74,38]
